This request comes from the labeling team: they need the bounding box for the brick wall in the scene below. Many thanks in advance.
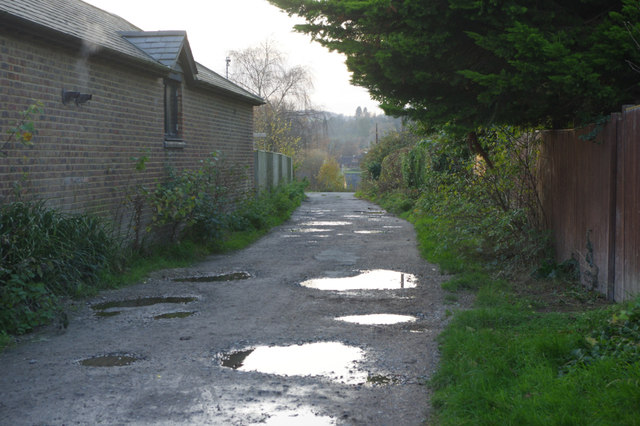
[0,31,255,238]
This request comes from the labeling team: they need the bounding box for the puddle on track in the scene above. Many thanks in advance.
[255,410,335,425]
[80,353,141,367]
[335,314,417,325]
[153,311,196,320]
[92,297,197,316]
[220,342,367,384]
[301,221,352,226]
[173,272,251,283]
[354,230,384,234]
[300,270,417,291]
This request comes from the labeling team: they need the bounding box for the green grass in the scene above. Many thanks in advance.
[405,212,640,425]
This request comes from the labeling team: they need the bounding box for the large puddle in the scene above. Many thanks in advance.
[300,270,417,291]
[335,314,417,325]
[220,342,367,384]
[92,296,197,316]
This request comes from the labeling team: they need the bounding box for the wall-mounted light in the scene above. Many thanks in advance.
[75,94,92,105]
[61,89,80,104]
[62,89,92,105]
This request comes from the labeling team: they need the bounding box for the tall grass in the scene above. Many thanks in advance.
[0,201,123,334]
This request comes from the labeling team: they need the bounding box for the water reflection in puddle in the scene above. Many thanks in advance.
[173,272,250,283]
[289,228,331,233]
[220,342,367,384]
[300,270,417,291]
[80,353,141,367]
[335,314,417,325]
[256,410,335,425]
[302,221,351,226]
[354,230,384,234]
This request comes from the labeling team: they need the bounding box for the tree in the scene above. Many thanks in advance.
[317,156,345,191]
[268,0,640,132]
[229,40,314,157]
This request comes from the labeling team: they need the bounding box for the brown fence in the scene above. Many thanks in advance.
[540,106,640,302]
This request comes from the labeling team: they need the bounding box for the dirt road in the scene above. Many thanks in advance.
[0,193,453,425]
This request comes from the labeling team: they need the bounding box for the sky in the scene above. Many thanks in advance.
[82,0,382,116]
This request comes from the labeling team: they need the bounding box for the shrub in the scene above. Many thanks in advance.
[0,201,122,334]
[317,157,345,191]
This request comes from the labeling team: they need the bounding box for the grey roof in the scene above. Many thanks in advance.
[0,0,157,66]
[120,31,195,72]
[195,63,264,105]
[0,0,264,105]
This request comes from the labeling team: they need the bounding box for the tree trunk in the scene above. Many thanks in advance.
[467,131,494,169]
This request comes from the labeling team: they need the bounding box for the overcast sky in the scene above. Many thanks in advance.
[82,0,382,116]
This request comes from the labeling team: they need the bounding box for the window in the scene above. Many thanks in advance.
[164,80,180,139]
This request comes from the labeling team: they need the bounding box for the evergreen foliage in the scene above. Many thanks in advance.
[269,0,640,130]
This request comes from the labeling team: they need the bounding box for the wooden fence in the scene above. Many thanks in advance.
[540,106,640,301]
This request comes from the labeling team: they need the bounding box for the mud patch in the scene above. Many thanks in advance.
[366,374,399,385]
[173,272,250,283]
[335,314,417,325]
[153,311,196,320]
[219,342,367,384]
[300,270,417,291]
[79,353,141,367]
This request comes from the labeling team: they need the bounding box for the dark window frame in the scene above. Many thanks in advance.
[164,79,181,140]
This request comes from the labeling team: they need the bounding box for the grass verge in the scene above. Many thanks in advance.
[416,215,639,424]
[360,191,640,424]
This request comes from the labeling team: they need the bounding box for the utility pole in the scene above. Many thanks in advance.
[225,57,231,79]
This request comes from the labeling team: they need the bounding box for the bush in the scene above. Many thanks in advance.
[317,157,345,191]
[0,201,122,334]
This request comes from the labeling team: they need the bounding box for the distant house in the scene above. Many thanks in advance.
[0,0,263,226]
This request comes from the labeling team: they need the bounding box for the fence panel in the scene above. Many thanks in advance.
[541,106,640,301]
[615,107,640,301]
[254,150,293,192]
[540,127,616,297]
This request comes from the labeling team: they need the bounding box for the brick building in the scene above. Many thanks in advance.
[0,0,263,232]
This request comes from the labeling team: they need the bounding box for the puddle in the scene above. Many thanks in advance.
[92,297,197,316]
[302,221,351,226]
[289,228,331,233]
[80,353,141,367]
[221,349,254,369]
[95,311,121,317]
[300,270,417,291]
[335,314,417,325]
[257,410,335,425]
[220,342,367,384]
[92,296,197,311]
[354,230,384,234]
[153,311,195,320]
[173,272,250,283]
